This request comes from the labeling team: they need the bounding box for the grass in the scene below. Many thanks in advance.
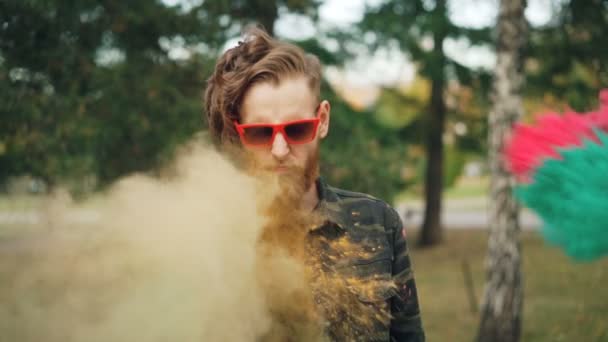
[1,192,606,342]
[0,194,45,211]
[408,229,608,342]
[2,227,605,341]
[444,176,488,199]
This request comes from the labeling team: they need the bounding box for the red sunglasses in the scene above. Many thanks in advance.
[234,114,321,147]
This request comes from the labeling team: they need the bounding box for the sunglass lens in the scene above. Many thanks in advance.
[284,121,315,143]
[243,126,274,145]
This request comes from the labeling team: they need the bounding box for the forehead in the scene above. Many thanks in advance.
[240,76,317,124]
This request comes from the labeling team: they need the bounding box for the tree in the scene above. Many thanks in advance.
[0,0,211,191]
[477,0,527,341]
[199,0,321,36]
[359,0,492,246]
[0,0,397,201]
[527,0,608,111]
[0,0,407,201]
[320,81,408,203]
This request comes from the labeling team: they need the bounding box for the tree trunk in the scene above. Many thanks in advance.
[418,0,447,247]
[477,1,527,341]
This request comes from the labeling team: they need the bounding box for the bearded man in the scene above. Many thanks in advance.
[204,27,425,342]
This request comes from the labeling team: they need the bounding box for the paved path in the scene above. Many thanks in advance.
[396,197,541,230]
[0,199,541,231]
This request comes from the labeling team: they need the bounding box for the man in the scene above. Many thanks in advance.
[204,27,424,342]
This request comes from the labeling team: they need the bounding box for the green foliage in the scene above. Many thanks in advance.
[0,0,408,201]
[353,1,494,239]
[375,87,424,129]
[320,81,408,203]
[358,0,492,81]
[196,0,321,36]
[527,0,608,111]
[443,146,466,188]
[293,38,340,66]
[89,58,212,188]
[0,0,210,190]
[406,145,465,193]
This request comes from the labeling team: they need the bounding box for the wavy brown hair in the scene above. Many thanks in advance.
[204,27,322,147]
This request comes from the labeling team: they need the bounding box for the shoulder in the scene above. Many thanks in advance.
[330,186,383,202]
[330,185,386,209]
[329,186,402,230]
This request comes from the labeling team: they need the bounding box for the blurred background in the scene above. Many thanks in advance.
[1,0,607,341]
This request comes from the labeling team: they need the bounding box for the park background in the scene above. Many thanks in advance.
[1,0,607,341]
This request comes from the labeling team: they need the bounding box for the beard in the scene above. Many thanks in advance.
[240,144,320,210]
[253,146,327,340]
[276,147,319,206]
[251,144,322,256]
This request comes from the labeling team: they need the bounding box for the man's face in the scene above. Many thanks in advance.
[239,76,330,193]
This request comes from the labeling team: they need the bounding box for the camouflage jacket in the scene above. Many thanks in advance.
[309,178,425,342]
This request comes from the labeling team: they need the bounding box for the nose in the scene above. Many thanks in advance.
[271,132,290,160]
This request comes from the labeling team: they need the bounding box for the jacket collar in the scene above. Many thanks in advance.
[313,177,347,232]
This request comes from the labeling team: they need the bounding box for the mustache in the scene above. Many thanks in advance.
[263,163,300,170]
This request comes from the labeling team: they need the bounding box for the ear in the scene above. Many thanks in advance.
[318,100,331,139]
